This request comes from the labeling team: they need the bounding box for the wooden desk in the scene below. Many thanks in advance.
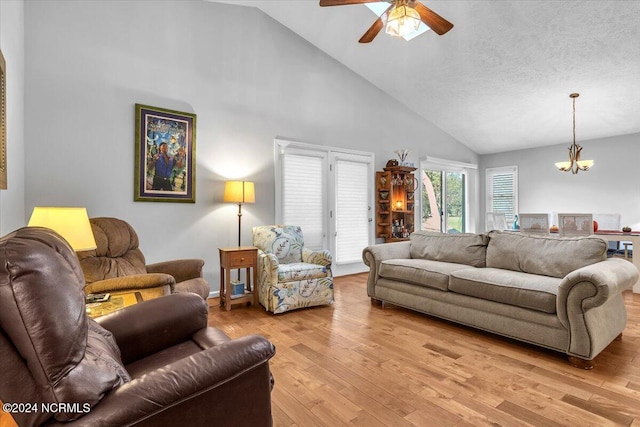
[596,231,640,293]
[218,246,258,311]
[86,291,143,318]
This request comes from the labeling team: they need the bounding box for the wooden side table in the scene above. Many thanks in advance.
[218,246,258,311]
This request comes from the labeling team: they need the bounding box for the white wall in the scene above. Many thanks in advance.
[0,0,26,234]
[23,1,477,293]
[480,132,640,230]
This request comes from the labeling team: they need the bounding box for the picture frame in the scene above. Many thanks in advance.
[486,212,507,231]
[558,213,593,236]
[134,104,196,202]
[1,49,7,189]
[519,213,549,234]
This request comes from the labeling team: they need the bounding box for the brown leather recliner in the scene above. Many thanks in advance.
[77,217,210,301]
[0,227,276,426]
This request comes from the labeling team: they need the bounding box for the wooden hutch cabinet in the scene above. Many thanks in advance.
[375,165,417,242]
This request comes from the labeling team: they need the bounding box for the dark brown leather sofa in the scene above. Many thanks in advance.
[0,227,276,426]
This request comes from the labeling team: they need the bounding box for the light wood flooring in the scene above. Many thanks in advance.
[208,273,640,427]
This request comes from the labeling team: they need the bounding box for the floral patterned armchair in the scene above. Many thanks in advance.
[252,225,334,314]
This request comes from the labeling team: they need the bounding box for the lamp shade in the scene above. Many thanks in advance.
[223,181,255,204]
[27,207,97,251]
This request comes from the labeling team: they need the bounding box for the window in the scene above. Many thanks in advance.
[486,166,518,224]
[276,139,374,275]
[420,157,476,233]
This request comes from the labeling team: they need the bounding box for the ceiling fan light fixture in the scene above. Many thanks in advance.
[385,4,421,38]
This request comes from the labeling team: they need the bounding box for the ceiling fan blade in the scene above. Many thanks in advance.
[358,3,392,43]
[320,0,387,7]
[414,2,454,35]
[358,17,384,43]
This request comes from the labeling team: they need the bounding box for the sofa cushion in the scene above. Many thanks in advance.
[486,230,607,278]
[379,259,474,291]
[278,262,328,281]
[253,225,305,264]
[410,231,489,268]
[77,217,148,284]
[450,268,560,314]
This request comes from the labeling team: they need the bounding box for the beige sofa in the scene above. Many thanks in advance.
[362,230,639,368]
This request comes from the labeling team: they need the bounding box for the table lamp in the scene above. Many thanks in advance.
[27,207,97,251]
[223,181,255,247]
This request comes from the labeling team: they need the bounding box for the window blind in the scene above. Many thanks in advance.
[335,159,369,264]
[486,166,518,223]
[282,153,325,250]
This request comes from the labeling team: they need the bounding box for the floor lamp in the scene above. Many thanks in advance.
[223,180,256,247]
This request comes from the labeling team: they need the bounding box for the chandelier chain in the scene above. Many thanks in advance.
[573,95,576,146]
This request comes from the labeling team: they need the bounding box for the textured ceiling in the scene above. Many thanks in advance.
[214,0,640,154]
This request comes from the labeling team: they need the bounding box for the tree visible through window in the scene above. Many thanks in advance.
[422,170,441,232]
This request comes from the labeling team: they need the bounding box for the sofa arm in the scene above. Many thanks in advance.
[96,293,208,364]
[84,273,175,295]
[257,250,279,283]
[362,242,411,297]
[557,258,637,313]
[146,258,204,283]
[56,335,276,427]
[256,250,278,309]
[302,248,332,266]
[557,258,638,358]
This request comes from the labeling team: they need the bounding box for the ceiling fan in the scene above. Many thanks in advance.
[319,0,453,43]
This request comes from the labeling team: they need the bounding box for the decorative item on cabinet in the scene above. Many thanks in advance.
[512,214,520,230]
[376,165,417,242]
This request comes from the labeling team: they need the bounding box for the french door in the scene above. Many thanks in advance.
[276,140,374,275]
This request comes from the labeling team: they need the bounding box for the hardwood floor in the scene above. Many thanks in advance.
[208,274,640,427]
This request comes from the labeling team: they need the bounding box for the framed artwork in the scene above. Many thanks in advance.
[134,104,196,202]
[558,213,593,236]
[519,213,549,234]
[486,212,508,231]
[1,49,6,189]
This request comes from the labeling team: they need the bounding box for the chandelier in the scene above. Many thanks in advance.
[555,93,593,174]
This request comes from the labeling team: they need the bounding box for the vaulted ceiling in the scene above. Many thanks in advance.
[214,1,640,154]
